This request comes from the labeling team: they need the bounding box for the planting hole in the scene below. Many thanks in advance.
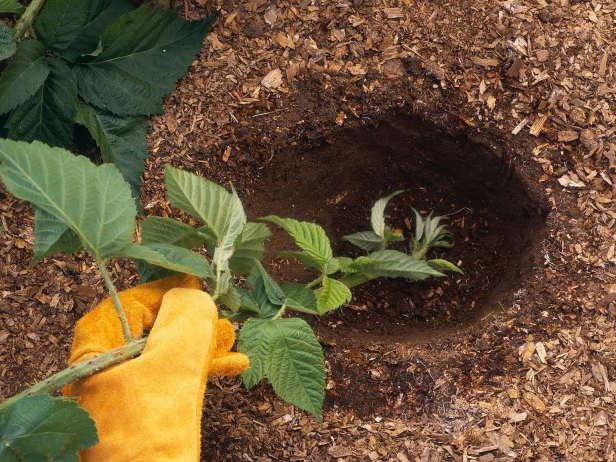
[243,115,548,343]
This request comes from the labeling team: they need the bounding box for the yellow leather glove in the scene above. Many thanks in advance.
[63,274,249,461]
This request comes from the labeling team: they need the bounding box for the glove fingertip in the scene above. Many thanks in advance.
[209,353,250,377]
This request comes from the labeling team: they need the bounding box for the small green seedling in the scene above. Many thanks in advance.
[0,138,460,457]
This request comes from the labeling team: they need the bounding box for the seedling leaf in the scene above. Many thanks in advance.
[349,249,444,280]
[262,216,333,268]
[75,5,216,115]
[316,276,352,314]
[0,139,135,260]
[121,243,213,279]
[343,230,383,252]
[0,395,97,460]
[371,190,404,237]
[428,258,463,274]
[0,40,49,115]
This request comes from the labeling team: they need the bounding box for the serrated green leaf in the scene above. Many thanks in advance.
[74,102,147,197]
[428,258,463,274]
[0,0,23,14]
[255,261,286,306]
[75,5,216,116]
[315,276,351,314]
[229,222,271,275]
[61,0,134,62]
[141,216,208,248]
[6,57,78,146]
[238,318,277,389]
[33,209,82,262]
[0,395,97,460]
[165,165,246,270]
[0,139,135,260]
[246,271,280,319]
[349,250,444,281]
[281,282,318,313]
[0,40,49,115]
[34,0,92,51]
[336,256,354,272]
[262,216,333,268]
[0,22,15,61]
[121,243,213,279]
[266,318,325,420]
[342,230,384,252]
[371,190,403,237]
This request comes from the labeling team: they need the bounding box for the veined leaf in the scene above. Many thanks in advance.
[33,209,82,262]
[238,317,325,419]
[61,0,134,62]
[0,40,49,115]
[254,261,286,306]
[246,271,280,319]
[6,57,78,146]
[281,282,317,313]
[75,5,216,115]
[121,243,213,279]
[75,102,147,197]
[229,222,271,275]
[315,276,351,314]
[266,318,325,420]
[371,190,403,237]
[0,395,97,460]
[34,0,92,51]
[0,0,23,14]
[428,258,463,274]
[141,216,208,248]
[342,230,383,252]
[165,165,246,269]
[0,22,15,61]
[0,140,135,260]
[262,216,333,268]
[349,250,443,281]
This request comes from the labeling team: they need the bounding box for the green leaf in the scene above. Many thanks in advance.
[6,57,78,146]
[121,243,213,279]
[281,282,317,313]
[238,317,325,420]
[266,318,325,420]
[349,250,444,280]
[218,285,241,311]
[428,258,463,274]
[246,271,280,319]
[342,230,383,252]
[262,216,333,268]
[0,395,97,460]
[61,0,134,62]
[34,0,91,51]
[315,276,351,314]
[0,139,136,260]
[254,261,286,306]
[229,222,271,275]
[0,40,49,115]
[75,5,216,116]
[165,165,246,269]
[336,256,354,272]
[371,190,404,237]
[141,216,208,248]
[384,226,405,242]
[0,0,23,14]
[75,102,147,197]
[33,209,82,262]
[0,22,15,61]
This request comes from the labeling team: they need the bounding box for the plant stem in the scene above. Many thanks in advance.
[13,0,46,40]
[286,305,319,316]
[97,261,132,342]
[305,276,323,289]
[272,304,286,320]
[0,338,146,412]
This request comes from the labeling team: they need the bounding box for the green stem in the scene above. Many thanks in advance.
[0,338,146,412]
[97,261,132,342]
[305,276,323,289]
[272,304,286,320]
[13,0,46,40]
[286,305,319,316]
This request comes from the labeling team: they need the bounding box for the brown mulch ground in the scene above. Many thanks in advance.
[2,0,616,460]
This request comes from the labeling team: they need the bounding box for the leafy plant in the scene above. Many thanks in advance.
[0,138,461,456]
[0,0,215,197]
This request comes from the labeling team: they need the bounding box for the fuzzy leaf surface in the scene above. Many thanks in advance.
[0,40,49,115]
[0,139,135,260]
[7,58,78,146]
[75,5,216,115]
[0,395,97,460]
[33,209,82,262]
[316,275,351,314]
[75,102,147,197]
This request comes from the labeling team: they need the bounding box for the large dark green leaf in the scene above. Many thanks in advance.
[0,40,49,115]
[0,0,23,14]
[0,140,136,260]
[6,58,78,146]
[74,102,147,197]
[34,0,92,51]
[33,209,82,262]
[0,395,97,460]
[75,5,216,115]
[0,22,15,61]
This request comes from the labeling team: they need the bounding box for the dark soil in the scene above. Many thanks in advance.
[240,115,549,343]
